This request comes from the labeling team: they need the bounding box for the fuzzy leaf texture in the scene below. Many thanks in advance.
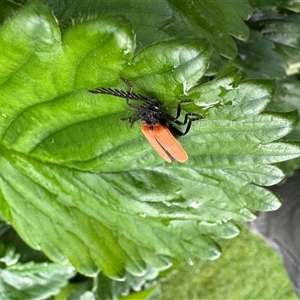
[0,1,299,279]
[1,0,252,59]
[243,1,300,173]
[0,263,74,300]
[0,230,75,300]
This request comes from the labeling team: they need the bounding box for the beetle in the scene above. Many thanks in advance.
[89,79,203,163]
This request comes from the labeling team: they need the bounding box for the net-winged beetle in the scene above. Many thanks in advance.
[89,79,203,162]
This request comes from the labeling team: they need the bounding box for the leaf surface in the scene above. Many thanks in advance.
[1,0,252,60]
[0,263,74,300]
[0,1,299,279]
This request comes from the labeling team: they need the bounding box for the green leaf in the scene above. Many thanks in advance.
[234,29,286,79]
[251,0,300,13]
[0,2,134,155]
[123,39,212,97]
[0,262,75,300]
[273,80,300,174]
[218,2,300,81]
[119,286,158,300]
[281,1,300,13]
[167,0,252,58]
[0,1,300,280]
[258,14,300,72]
[0,0,25,26]
[95,268,158,300]
[241,2,300,174]
[238,3,300,78]
[0,232,75,300]
[0,225,47,264]
[2,0,251,60]
[0,240,20,267]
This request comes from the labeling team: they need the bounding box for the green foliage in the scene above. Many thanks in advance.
[243,0,300,173]
[0,0,299,299]
[0,262,74,300]
[0,226,75,300]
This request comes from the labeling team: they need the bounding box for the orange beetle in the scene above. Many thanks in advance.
[89,79,203,163]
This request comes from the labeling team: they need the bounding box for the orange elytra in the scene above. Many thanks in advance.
[140,123,188,163]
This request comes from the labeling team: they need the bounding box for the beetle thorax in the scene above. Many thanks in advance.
[138,99,165,126]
